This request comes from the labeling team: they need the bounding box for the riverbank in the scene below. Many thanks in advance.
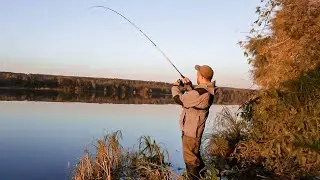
[72,106,319,180]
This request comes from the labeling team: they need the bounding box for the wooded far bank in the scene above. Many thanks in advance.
[0,72,257,105]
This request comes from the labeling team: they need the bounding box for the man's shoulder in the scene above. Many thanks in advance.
[194,88,208,95]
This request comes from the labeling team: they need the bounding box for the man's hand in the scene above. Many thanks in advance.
[182,77,194,91]
[173,77,192,87]
[173,79,183,86]
[182,77,192,85]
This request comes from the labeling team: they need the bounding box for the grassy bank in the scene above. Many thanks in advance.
[72,104,318,179]
[73,131,180,180]
[69,107,261,180]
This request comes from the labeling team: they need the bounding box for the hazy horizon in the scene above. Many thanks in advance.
[0,0,259,89]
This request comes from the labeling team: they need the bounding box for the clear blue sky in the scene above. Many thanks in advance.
[0,0,259,88]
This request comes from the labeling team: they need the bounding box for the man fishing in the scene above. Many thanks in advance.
[172,65,215,179]
[91,7,215,178]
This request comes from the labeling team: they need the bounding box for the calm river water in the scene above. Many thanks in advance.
[0,101,238,180]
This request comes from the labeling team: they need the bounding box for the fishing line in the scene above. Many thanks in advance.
[89,6,185,78]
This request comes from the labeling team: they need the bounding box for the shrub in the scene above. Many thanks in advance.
[238,0,320,178]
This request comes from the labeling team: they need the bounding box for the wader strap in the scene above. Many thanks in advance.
[183,93,213,111]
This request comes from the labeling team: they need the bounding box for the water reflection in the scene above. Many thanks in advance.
[0,88,251,105]
[0,89,173,105]
[0,101,238,180]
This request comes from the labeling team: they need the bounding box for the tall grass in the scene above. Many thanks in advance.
[203,107,249,178]
[72,107,256,180]
[73,131,126,180]
[74,106,293,179]
[72,131,181,180]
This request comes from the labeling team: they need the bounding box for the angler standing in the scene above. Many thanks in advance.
[172,65,215,179]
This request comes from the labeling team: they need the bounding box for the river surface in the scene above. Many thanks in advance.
[0,101,238,180]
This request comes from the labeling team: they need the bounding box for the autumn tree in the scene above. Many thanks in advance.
[237,0,320,178]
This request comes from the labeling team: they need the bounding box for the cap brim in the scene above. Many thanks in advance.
[194,65,200,71]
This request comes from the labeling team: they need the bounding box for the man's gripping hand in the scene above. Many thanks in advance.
[182,77,194,91]
[173,79,184,86]
[182,77,192,86]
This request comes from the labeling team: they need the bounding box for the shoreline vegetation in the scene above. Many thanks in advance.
[72,105,319,180]
[73,131,179,180]
[0,71,256,105]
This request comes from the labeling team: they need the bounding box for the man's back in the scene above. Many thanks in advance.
[171,82,215,138]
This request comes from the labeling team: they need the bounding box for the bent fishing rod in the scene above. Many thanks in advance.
[89,6,185,79]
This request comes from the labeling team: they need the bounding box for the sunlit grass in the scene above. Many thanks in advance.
[72,131,181,180]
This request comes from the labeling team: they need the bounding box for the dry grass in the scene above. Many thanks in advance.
[203,107,249,179]
[73,131,125,180]
[206,107,248,158]
[72,131,182,180]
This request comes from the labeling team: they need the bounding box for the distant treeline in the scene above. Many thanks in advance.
[0,72,257,105]
[0,89,173,105]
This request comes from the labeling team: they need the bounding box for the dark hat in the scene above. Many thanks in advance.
[195,65,214,80]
